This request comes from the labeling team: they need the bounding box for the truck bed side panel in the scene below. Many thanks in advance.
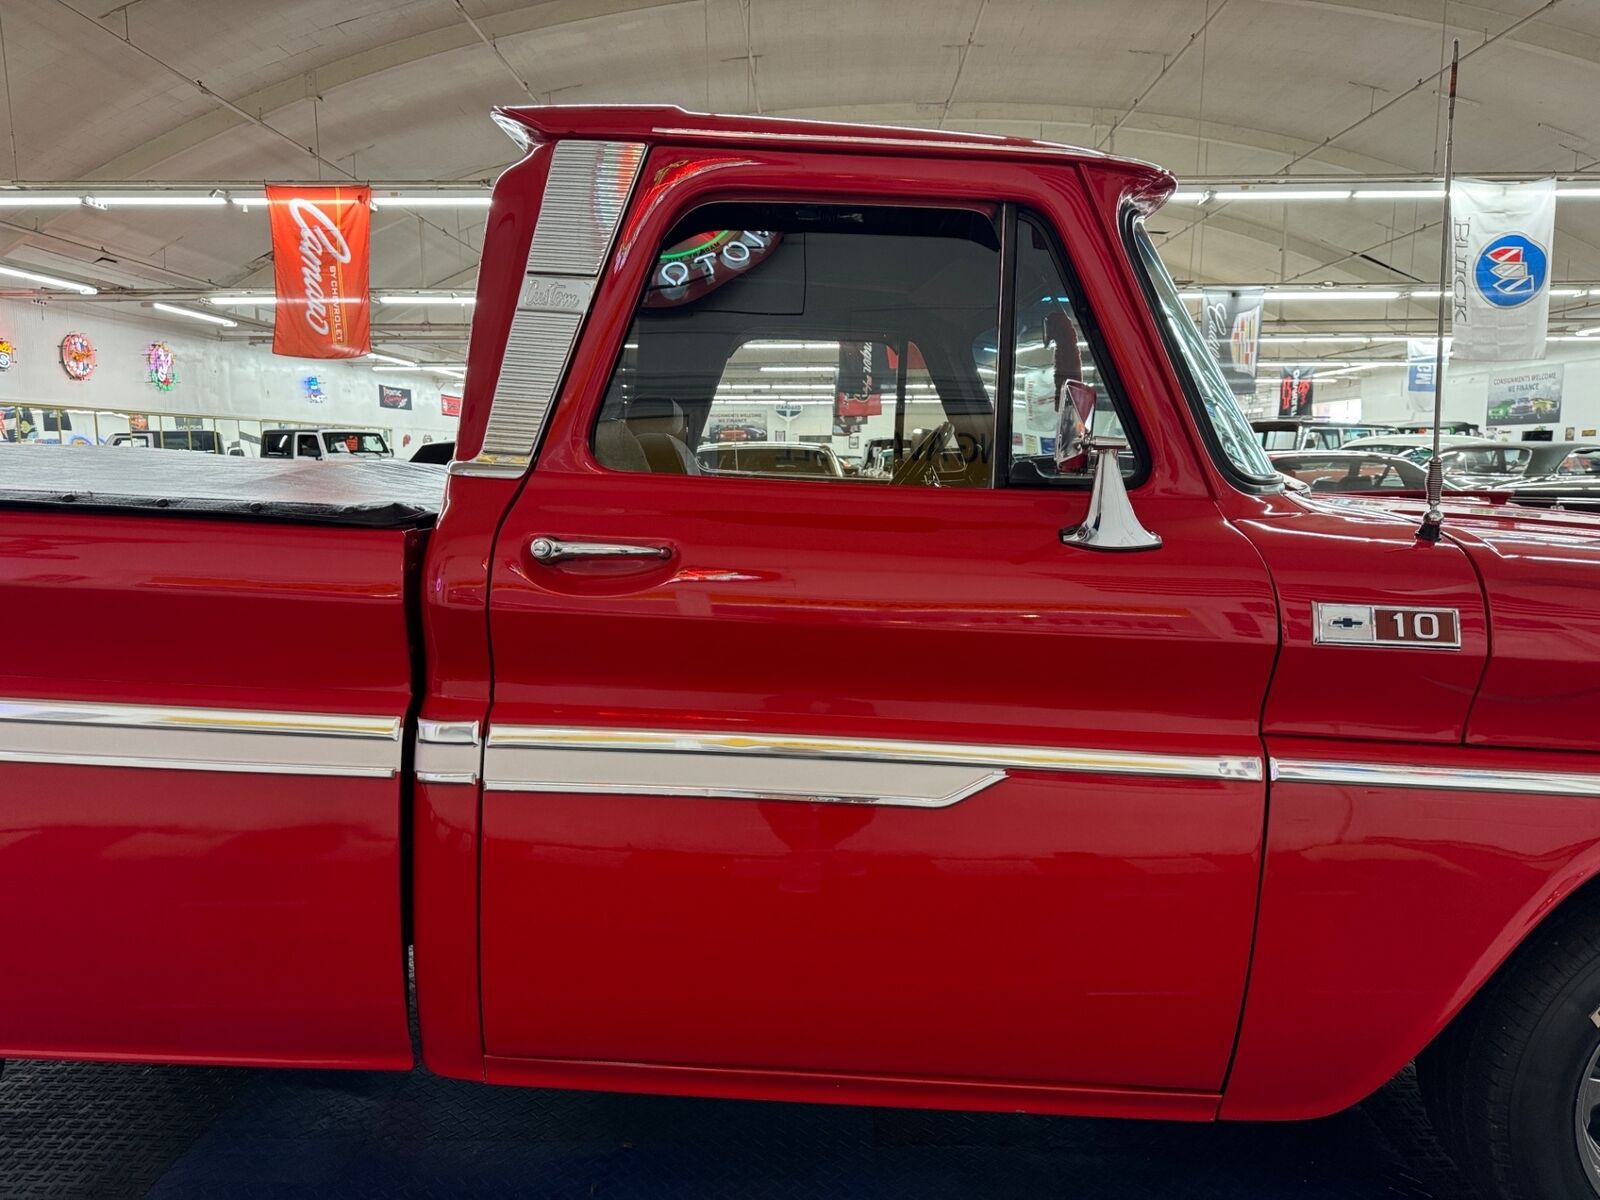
[0,512,414,1067]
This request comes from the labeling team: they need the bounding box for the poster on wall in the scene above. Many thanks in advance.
[146,341,178,391]
[1199,287,1264,396]
[267,184,372,359]
[0,337,14,371]
[707,405,769,442]
[1487,365,1563,426]
[1279,368,1315,417]
[378,384,413,411]
[1450,178,1556,362]
[441,393,463,417]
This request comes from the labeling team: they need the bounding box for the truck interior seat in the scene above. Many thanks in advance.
[625,398,701,475]
[593,418,650,472]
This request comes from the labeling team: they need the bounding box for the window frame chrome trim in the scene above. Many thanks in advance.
[482,770,1006,809]
[1271,758,1600,797]
[486,725,1263,783]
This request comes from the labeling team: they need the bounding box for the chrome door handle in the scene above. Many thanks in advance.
[528,536,671,564]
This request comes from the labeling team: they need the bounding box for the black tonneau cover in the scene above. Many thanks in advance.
[0,444,445,528]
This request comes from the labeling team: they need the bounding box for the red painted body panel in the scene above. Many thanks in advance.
[1225,735,1600,1120]
[1237,493,1490,743]
[476,145,1277,1093]
[1452,517,1600,751]
[0,513,414,1066]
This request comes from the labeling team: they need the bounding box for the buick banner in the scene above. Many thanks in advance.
[1450,178,1555,362]
[267,185,372,359]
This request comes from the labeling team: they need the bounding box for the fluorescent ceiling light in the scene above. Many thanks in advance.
[759,365,835,374]
[371,196,492,208]
[91,195,227,207]
[1576,327,1600,338]
[210,295,277,305]
[1260,334,1371,343]
[1354,189,1446,199]
[0,195,82,207]
[1210,189,1353,201]
[1552,288,1587,297]
[375,294,476,305]
[1267,289,1402,301]
[1556,188,1600,197]
[0,263,98,294]
[152,301,236,327]
[367,351,417,367]
[1168,191,1209,202]
[741,340,841,350]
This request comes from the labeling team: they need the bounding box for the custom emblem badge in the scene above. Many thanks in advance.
[1314,603,1461,650]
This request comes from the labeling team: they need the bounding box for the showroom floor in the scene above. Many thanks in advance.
[0,1055,1472,1198]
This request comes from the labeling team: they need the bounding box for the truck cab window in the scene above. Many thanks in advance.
[995,214,1141,485]
[593,204,1000,486]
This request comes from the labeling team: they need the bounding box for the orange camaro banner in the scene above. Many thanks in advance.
[267,185,371,358]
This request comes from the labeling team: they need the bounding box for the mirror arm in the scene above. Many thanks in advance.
[1059,436,1162,552]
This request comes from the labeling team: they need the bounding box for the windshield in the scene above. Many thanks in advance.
[1129,220,1278,484]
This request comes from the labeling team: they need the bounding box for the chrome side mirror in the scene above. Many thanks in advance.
[1059,436,1162,552]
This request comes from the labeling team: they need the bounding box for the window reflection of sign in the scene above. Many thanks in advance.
[644,230,779,308]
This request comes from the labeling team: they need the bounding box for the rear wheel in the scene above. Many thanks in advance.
[1419,894,1600,1200]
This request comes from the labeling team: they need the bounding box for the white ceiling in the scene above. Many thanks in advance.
[3,0,1600,353]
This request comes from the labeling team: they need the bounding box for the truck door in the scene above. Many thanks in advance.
[475,147,1277,1103]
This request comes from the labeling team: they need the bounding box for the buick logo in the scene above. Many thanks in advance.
[1474,233,1548,309]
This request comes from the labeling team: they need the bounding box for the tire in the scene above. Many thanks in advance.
[1419,893,1600,1200]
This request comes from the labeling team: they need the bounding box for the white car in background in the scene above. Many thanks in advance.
[696,441,844,479]
[1340,433,1503,463]
[261,429,393,460]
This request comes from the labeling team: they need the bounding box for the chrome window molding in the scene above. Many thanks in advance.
[650,125,1105,160]
[0,698,402,779]
[0,698,400,740]
[487,725,1263,783]
[468,139,646,474]
[1272,758,1600,798]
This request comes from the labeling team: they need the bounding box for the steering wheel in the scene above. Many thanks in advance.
[891,421,954,487]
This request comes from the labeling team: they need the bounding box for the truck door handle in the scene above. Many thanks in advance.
[528,536,672,564]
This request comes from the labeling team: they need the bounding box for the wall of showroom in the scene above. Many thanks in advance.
[0,296,461,454]
[1349,341,1600,437]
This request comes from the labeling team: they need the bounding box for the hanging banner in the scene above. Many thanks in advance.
[267,185,371,359]
[1487,364,1563,426]
[378,384,413,411]
[1450,178,1555,362]
[1279,368,1315,417]
[1199,287,1264,396]
[834,340,888,433]
[1404,338,1447,414]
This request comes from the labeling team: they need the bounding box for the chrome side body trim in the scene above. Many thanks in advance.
[0,699,402,778]
[0,698,400,740]
[416,719,482,785]
[485,746,1005,808]
[486,726,1264,784]
[1272,758,1600,797]
[469,139,646,472]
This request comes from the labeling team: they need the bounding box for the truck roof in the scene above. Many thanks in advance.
[494,104,1172,186]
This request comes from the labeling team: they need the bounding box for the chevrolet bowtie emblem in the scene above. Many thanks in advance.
[1331,616,1365,629]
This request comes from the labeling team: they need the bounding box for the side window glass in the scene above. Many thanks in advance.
[593,204,1000,486]
[296,434,320,459]
[993,216,1139,485]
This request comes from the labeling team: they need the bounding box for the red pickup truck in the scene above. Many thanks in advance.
[4,106,1599,1200]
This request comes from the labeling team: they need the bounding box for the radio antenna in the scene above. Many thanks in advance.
[1417,38,1460,544]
